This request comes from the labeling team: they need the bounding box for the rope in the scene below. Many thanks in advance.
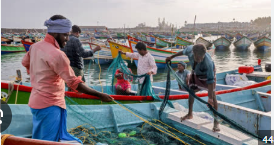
[97,52,103,93]
[14,81,21,104]
[1,134,13,145]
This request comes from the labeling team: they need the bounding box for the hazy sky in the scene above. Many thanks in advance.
[1,0,271,29]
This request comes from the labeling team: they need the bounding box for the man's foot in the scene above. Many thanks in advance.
[180,114,193,122]
[212,122,220,132]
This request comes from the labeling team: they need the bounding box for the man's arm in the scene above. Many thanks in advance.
[118,50,139,59]
[76,39,101,58]
[22,48,31,74]
[166,51,183,62]
[50,52,113,102]
[76,83,113,102]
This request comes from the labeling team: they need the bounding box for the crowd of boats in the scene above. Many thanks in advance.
[1,30,272,145]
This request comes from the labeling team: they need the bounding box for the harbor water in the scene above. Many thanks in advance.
[1,36,271,86]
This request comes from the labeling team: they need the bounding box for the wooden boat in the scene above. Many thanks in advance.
[195,37,213,49]
[213,37,232,50]
[128,40,188,68]
[2,85,271,144]
[153,36,174,48]
[247,33,259,41]
[224,33,234,41]
[21,40,34,52]
[12,36,22,42]
[1,37,12,44]
[233,36,252,50]
[128,35,155,47]
[94,32,109,39]
[1,44,25,54]
[175,36,193,46]
[85,42,113,65]
[253,36,271,51]
[235,33,243,40]
[146,35,156,43]
[202,33,211,37]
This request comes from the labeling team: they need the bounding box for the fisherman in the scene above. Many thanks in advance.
[176,61,191,91]
[166,44,220,132]
[62,25,101,84]
[119,42,157,85]
[115,61,133,95]
[22,15,113,143]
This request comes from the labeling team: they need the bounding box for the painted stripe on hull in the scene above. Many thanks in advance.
[257,45,270,51]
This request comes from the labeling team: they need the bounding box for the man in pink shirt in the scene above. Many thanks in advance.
[22,15,113,143]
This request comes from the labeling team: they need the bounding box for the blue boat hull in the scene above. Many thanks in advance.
[236,45,250,50]
[215,45,229,50]
[257,45,270,51]
[1,51,13,55]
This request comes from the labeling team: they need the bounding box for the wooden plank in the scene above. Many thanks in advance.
[199,123,256,145]
[168,111,211,130]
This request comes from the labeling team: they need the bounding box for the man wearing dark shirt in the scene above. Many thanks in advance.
[62,25,101,83]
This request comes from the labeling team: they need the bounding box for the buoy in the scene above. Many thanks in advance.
[118,133,127,138]
[265,62,271,72]
[238,66,254,74]
[129,131,136,136]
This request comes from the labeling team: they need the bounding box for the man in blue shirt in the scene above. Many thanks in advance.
[176,61,190,91]
[166,44,220,132]
[62,25,101,83]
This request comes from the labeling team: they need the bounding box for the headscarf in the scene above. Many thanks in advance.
[178,61,187,69]
[44,19,72,33]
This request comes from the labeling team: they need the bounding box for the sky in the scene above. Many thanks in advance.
[1,0,271,29]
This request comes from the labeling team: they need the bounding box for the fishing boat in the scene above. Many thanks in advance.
[233,36,252,50]
[195,37,213,49]
[1,37,12,44]
[2,85,270,145]
[235,33,243,40]
[21,40,34,52]
[1,43,25,54]
[253,36,271,51]
[224,33,234,41]
[94,32,109,39]
[146,35,156,43]
[85,42,113,65]
[202,33,211,37]
[153,36,174,48]
[175,36,193,47]
[128,40,188,68]
[128,35,155,47]
[247,33,259,41]
[213,37,232,50]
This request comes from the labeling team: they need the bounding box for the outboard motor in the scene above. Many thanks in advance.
[265,62,271,72]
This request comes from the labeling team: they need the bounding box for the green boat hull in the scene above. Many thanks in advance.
[1,88,152,105]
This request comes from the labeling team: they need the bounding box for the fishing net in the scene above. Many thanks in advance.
[64,49,261,145]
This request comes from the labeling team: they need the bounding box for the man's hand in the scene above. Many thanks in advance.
[99,93,114,102]
[93,46,102,52]
[166,56,173,62]
[147,71,153,75]
[207,98,214,108]
[118,50,126,55]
